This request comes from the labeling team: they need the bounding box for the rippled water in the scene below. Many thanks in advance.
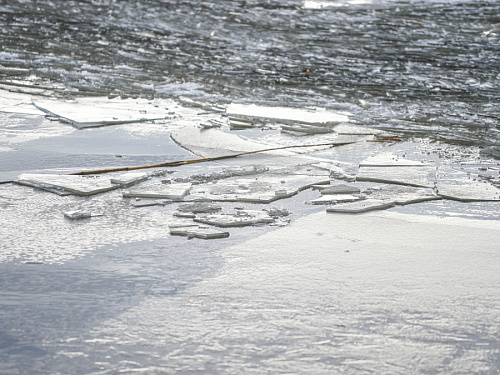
[1,0,499,153]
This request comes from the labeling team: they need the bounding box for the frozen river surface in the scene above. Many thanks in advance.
[1,0,500,374]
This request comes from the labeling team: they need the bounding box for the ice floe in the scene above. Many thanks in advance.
[32,96,178,128]
[194,209,275,228]
[319,184,361,195]
[310,194,363,205]
[123,182,192,200]
[437,183,500,202]
[16,174,124,196]
[326,199,395,213]
[63,210,92,220]
[226,104,349,125]
[169,224,229,239]
[356,166,437,188]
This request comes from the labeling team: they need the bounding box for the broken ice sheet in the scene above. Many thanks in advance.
[226,103,350,125]
[194,209,275,228]
[109,172,148,187]
[356,166,437,188]
[123,183,192,200]
[435,165,500,202]
[177,202,222,214]
[15,174,123,196]
[189,172,328,204]
[326,199,395,213]
[319,184,361,195]
[359,152,431,167]
[310,194,363,205]
[169,224,229,239]
[364,185,441,205]
[0,89,46,115]
[32,96,178,128]
[333,123,388,136]
[437,183,500,202]
[170,126,302,162]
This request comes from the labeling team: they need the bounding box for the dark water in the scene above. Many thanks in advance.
[1,0,499,154]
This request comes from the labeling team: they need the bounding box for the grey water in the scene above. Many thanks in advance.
[1,0,499,153]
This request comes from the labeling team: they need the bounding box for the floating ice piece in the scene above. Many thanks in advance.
[333,123,386,135]
[226,104,349,124]
[109,172,149,187]
[177,202,222,214]
[326,199,395,213]
[311,194,363,205]
[123,183,192,200]
[131,199,173,208]
[194,210,274,228]
[437,183,500,202]
[190,174,325,204]
[63,210,91,220]
[281,124,333,135]
[0,90,46,115]
[320,184,361,195]
[169,224,229,239]
[32,97,176,128]
[364,185,441,205]
[16,174,121,196]
[359,153,431,167]
[170,126,298,159]
[356,166,436,188]
[178,96,225,113]
[264,208,291,217]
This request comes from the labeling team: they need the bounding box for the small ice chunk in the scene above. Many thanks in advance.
[311,194,363,205]
[177,202,222,214]
[320,184,361,195]
[110,172,148,187]
[326,199,395,213]
[169,225,229,239]
[194,210,275,228]
[64,210,91,220]
[123,183,192,200]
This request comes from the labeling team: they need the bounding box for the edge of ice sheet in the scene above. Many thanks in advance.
[226,103,349,124]
[32,97,177,128]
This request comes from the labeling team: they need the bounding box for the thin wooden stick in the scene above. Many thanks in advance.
[69,140,358,176]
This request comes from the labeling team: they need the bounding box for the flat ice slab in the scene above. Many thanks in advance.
[190,173,328,204]
[311,194,363,205]
[438,183,500,202]
[123,183,192,200]
[359,152,430,167]
[320,184,361,195]
[356,166,437,188]
[169,224,229,239]
[63,210,92,220]
[32,97,176,128]
[333,123,387,135]
[195,210,275,228]
[170,126,299,159]
[326,199,395,213]
[364,185,441,205]
[16,174,122,196]
[226,103,349,124]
